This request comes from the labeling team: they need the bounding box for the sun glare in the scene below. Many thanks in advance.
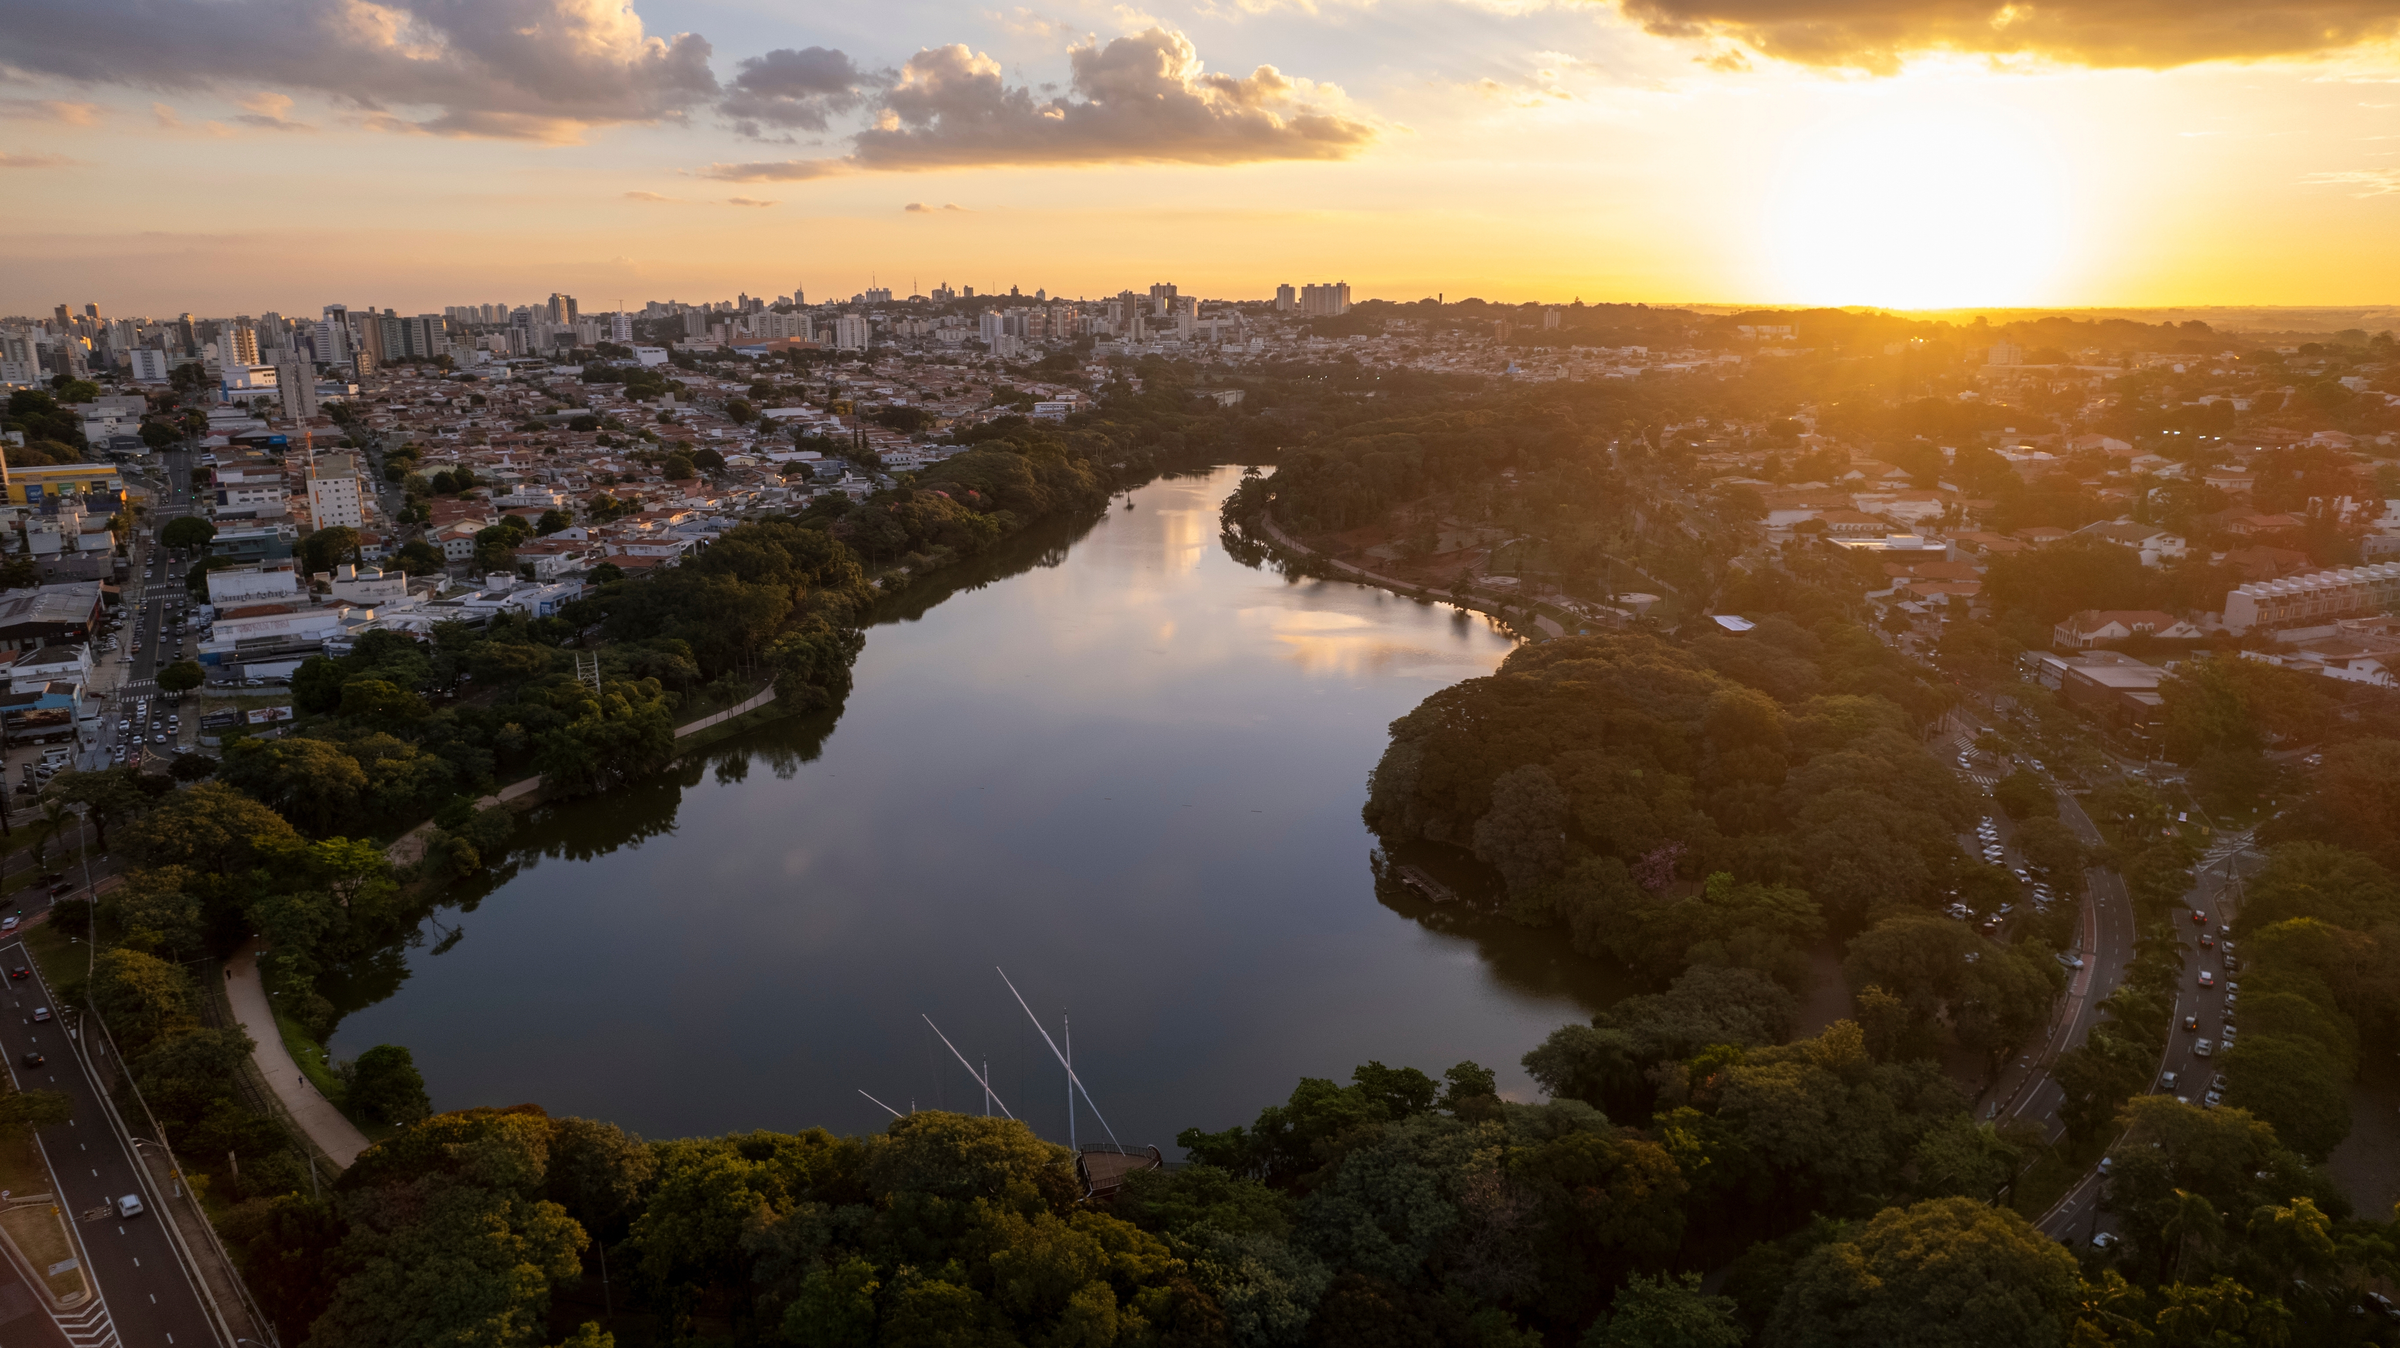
[1759,97,2072,309]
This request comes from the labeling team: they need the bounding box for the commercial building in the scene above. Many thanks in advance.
[0,462,123,507]
[306,452,366,529]
[0,582,106,652]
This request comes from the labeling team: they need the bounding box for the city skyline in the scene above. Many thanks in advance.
[2,0,2397,313]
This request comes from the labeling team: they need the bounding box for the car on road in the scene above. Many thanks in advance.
[2160,1071,2179,1091]
[2195,1038,2213,1056]
[2199,932,2215,948]
[18,1051,40,1067]
[2199,970,2215,988]
[2191,909,2207,924]
[2091,1231,2119,1250]
[1,916,16,933]
[2183,1014,2200,1031]
[46,881,71,896]
[7,968,26,982]
[115,1194,144,1218]
[31,1007,50,1022]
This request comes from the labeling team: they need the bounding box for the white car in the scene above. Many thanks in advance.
[115,1194,144,1218]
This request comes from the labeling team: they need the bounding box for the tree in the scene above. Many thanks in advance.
[159,516,216,551]
[44,765,148,851]
[662,452,696,480]
[1589,1272,1744,1348]
[91,948,197,1054]
[118,781,300,874]
[393,539,446,575]
[301,526,363,577]
[156,659,204,694]
[1992,770,2056,821]
[534,509,572,536]
[1764,1197,2080,1348]
[347,1045,431,1126]
[166,752,218,783]
[0,1089,74,1140]
[2012,816,2088,885]
[139,420,179,451]
[27,798,74,872]
[220,737,368,836]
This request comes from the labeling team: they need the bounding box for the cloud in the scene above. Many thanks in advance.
[705,27,1371,179]
[0,152,78,167]
[2303,169,2400,196]
[0,98,103,125]
[725,196,778,206]
[905,201,970,211]
[703,157,851,182]
[1617,0,2400,72]
[718,46,875,137]
[624,190,676,201]
[0,0,717,141]
[234,90,313,131]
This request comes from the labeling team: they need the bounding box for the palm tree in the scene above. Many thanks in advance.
[27,799,72,874]
[2161,1187,2222,1282]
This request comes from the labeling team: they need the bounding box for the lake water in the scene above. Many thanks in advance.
[327,465,1631,1148]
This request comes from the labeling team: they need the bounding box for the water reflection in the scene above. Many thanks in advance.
[327,466,1630,1145]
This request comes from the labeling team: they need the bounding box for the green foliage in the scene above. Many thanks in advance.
[91,947,197,1054]
[160,515,216,550]
[156,658,204,693]
[1366,629,1967,956]
[1587,1272,1745,1348]
[1992,769,2055,821]
[347,1045,431,1126]
[1763,1197,2079,1347]
[0,1088,74,1139]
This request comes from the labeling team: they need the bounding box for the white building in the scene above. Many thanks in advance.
[128,349,175,383]
[206,562,303,606]
[833,315,872,351]
[305,452,365,530]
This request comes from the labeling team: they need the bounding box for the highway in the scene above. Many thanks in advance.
[0,939,223,1348]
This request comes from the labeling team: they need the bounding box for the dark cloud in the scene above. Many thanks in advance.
[718,46,875,137]
[705,28,1370,181]
[1621,0,2400,71]
[0,0,717,140]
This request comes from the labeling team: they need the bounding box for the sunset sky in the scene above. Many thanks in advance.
[3,0,2397,313]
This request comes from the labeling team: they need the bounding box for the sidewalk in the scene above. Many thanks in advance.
[222,940,372,1168]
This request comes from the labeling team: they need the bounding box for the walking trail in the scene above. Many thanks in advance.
[224,940,373,1168]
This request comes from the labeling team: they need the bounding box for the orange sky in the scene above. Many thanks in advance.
[3,0,2396,313]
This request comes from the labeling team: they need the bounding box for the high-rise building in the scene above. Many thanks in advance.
[1299,283,1351,317]
[306,452,365,531]
[833,314,872,351]
[225,321,261,366]
[128,349,174,384]
[1274,284,1296,312]
[275,358,319,420]
[1149,283,1178,315]
[609,311,633,343]
[311,318,352,365]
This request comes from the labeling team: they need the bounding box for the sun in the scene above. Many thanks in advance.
[1759,95,2073,309]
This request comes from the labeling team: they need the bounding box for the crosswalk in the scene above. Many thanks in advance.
[53,1293,120,1348]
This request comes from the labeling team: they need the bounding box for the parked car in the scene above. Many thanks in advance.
[2196,1038,2214,1057]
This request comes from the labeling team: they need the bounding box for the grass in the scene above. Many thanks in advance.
[0,1134,87,1305]
[272,1009,402,1144]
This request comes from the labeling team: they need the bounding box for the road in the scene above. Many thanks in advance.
[0,939,222,1348]
[1927,705,2149,1242]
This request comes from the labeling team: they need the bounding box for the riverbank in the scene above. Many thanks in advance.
[1246,510,1577,641]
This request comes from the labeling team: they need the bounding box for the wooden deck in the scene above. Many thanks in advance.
[1077,1145,1163,1198]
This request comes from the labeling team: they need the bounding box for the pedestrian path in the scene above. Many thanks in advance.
[222,941,372,1168]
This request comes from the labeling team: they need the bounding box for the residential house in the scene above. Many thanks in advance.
[2053,609,2203,649]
